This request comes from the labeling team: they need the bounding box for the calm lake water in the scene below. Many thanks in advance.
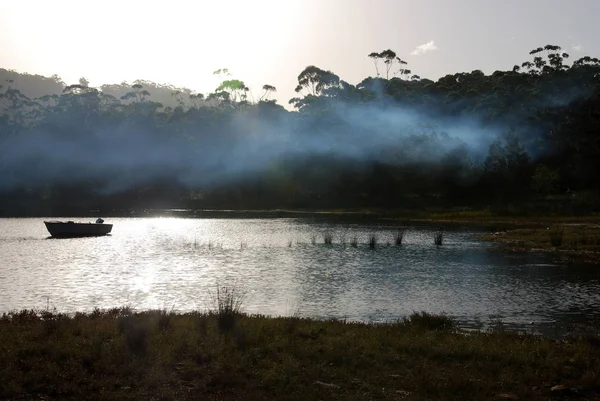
[1,215,599,335]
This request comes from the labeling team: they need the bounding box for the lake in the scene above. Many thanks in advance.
[1,214,599,336]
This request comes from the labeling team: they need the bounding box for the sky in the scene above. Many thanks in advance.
[1,0,599,106]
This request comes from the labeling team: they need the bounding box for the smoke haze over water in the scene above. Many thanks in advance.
[0,109,486,192]
[0,82,591,194]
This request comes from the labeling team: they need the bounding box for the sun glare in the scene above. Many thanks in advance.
[1,0,311,96]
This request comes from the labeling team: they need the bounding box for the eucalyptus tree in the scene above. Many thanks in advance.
[259,84,277,101]
[368,52,382,77]
[519,45,570,75]
[120,83,151,103]
[118,83,162,116]
[189,93,205,108]
[367,49,409,79]
[2,42,600,213]
[0,84,41,129]
[171,90,186,108]
[289,65,341,109]
[216,79,249,104]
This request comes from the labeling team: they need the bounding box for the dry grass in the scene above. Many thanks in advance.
[479,224,600,263]
[1,309,599,400]
[208,284,247,332]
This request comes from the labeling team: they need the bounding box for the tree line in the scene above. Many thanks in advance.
[1,44,599,216]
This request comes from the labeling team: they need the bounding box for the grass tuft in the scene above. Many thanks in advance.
[118,313,149,356]
[368,234,377,249]
[403,311,456,331]
[157,307,176,331]
[209,284,246,333]
[548,228,564,247]
[395,229,405,246]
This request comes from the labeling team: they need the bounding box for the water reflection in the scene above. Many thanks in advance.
[0,217,598,336]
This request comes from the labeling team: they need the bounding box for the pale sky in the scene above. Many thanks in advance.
[1,0,599,105]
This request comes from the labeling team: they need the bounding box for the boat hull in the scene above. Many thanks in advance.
[44,221,113,238]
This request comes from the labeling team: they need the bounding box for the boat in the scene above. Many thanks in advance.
[44,218,113,238]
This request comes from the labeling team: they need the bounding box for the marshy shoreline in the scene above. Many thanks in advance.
[122,208,600,262]
[8,206,600,262]
[404,210,600,264]
[2,307,600,401]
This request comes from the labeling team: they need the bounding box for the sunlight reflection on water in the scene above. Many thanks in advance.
[1,216,599,335]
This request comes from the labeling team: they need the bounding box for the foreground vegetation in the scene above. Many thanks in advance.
[2,308,600,400]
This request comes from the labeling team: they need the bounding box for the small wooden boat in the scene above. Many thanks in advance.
[44,219,113,238]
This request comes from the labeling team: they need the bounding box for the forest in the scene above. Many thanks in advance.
[0,44,599,216]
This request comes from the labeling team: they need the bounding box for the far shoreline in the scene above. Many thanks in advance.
[4,207,599,262]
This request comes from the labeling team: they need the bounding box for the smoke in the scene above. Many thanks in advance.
[0,83,590,194]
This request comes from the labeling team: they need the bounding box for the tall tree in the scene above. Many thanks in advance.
[367,50,409,79]
[259,84,277,101]
[294,66,340,96]
[120,84,151,103]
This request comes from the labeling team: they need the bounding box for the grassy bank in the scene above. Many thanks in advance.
[476,225,600,263]
[396,210,600,263]
[2,309,600,400]
[407,209,600,225]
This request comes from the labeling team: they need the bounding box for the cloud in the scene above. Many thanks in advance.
[410,40,438,56]
[572,44,583,52]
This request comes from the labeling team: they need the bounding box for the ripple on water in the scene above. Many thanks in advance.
[0,217,598,335]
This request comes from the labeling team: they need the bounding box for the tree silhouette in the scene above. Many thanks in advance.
[294,65,340,96]
[120,83,151,103]
[260,84,277,101]
[368,50,409,79]
[1,43,600,214]
[368,52,382,77]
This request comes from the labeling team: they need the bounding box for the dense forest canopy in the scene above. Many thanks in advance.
[1,44,599,216]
